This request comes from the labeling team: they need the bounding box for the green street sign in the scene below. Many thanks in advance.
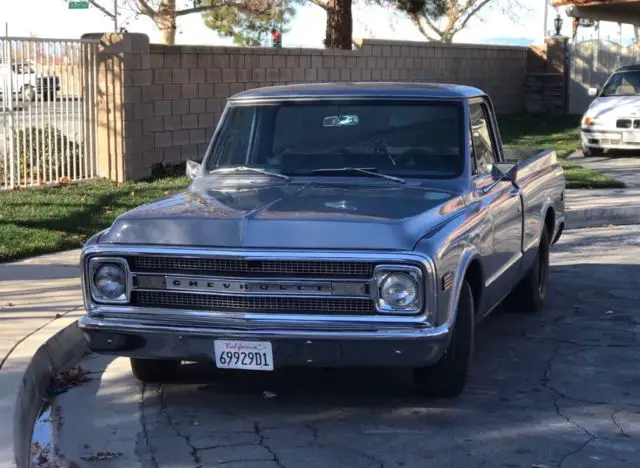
[68,1,89,9]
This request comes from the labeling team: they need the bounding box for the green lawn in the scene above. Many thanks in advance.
[0,114,625,263]
[498,114,625,190]
[0,177,190,263]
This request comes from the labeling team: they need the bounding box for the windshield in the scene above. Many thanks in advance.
[205,100,465,179]
[12,64,35,75]
[601,71,640,97]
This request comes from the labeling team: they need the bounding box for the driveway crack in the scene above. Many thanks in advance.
[158,385,202,468]
[254,421,286,468]
[542,344,597,468]
[139,384,159,468]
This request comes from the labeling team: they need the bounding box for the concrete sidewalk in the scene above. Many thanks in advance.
[566,188,640,228]
[567,151,640,188]
[0,250,85,468]
[564,151,640,228]
[0,249,83,366]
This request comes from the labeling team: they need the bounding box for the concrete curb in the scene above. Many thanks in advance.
[566,206,640,230]
[0,317,87,468]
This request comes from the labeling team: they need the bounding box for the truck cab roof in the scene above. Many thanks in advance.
[229,82,487,102]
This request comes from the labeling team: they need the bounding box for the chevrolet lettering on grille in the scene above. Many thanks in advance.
[163,276,369,297]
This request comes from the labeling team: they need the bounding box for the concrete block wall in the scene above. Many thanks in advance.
[88,33,529,182]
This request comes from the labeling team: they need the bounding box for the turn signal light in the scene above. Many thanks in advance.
[583,117,594,126]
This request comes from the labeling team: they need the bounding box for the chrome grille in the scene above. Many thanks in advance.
[130,256,374,278]
[132,291,375,315]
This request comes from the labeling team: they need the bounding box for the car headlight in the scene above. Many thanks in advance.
[374,265,423,314]
[583,116,601,126]
[88,258,130,304]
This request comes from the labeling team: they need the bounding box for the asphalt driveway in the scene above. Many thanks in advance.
[41,225,640,468]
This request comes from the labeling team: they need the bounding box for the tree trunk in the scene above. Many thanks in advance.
[157,0,177,45]
[324,0,352,50]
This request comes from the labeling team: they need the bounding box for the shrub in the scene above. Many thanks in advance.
[0,126,87,186]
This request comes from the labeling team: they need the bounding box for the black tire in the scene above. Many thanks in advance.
[22,86,35,103]
[583,146,604,157]
[509,226,550,313]
[413,281,474,398]
[130,358,181,383]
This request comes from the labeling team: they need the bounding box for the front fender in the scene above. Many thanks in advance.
[447,247,482,328]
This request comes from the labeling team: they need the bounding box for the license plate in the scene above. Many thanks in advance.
[214,340,274,371]
[622,132,640,143]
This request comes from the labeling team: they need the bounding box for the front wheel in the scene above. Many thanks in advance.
[22,86,35,103]
[509,227,550,313]
[130,358,181,383]
[413,281,475,398]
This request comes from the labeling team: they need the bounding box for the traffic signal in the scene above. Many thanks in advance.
[271,29,282,48]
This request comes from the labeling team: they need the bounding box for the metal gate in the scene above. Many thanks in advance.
[569,37,640,115]
[0,35,98,189]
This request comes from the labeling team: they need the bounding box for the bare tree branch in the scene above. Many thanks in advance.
[414,17,439,41]
[127,0,157,18]
[308,0,329,11]
[455,0,492,34]
[420,11,444,36]
[87,0,116,19]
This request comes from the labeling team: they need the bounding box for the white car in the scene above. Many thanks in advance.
[581,65,640,157]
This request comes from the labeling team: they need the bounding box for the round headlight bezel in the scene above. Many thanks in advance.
[374,265,423,314]
[88,258,130,304]
[380,272,418,308]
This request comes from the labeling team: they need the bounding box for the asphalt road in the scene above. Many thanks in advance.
[0,99,83,116]
[0,101,86,144]
[42,225,640,468]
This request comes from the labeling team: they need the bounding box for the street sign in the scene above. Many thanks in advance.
[68,1,89,9]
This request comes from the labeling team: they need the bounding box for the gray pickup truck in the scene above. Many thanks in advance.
[79,83,566,398]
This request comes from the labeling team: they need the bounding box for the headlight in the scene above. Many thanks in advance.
[380,273,418,307]
[88,258,129,304]
[374,266,423,314]
[95,264,126,299]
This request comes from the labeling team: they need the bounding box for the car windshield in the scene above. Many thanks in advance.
[205,100,465,179]
[601,70,640,97]
[12,64,35,75]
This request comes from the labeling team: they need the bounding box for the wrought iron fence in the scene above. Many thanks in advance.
[0,35,99,189]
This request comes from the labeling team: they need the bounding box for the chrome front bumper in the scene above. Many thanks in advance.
[78,315,451,368]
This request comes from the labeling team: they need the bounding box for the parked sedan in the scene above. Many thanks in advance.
[581,64,640,156]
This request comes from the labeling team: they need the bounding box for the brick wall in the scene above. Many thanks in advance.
[85,33,528,182]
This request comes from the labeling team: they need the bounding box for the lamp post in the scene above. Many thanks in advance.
[554,13,564,36]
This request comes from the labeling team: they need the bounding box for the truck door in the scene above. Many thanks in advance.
[469,99,523,314]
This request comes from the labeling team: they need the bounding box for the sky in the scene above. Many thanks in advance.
[0,0,637,47]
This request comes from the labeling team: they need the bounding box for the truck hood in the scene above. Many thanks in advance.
[585,96,640,123]
[99,178,466,250]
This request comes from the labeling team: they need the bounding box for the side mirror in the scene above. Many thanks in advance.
[588,86,600,97]
[491,162,518,183]
[483,162,518,194]
[186,160,201,180]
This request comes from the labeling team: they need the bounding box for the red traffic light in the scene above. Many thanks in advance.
[272,30,280,40]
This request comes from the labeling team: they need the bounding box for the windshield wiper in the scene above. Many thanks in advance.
[310,167,405,184]
[209,166,290,181]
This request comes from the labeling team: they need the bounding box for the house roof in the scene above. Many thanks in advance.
[553,0,640,6]
[553,0,640,24]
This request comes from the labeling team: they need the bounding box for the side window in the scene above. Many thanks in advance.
[469,102,497,175]
[211,107,254,166]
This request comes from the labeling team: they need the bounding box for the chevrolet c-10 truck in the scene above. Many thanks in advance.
[79,82,566,398]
